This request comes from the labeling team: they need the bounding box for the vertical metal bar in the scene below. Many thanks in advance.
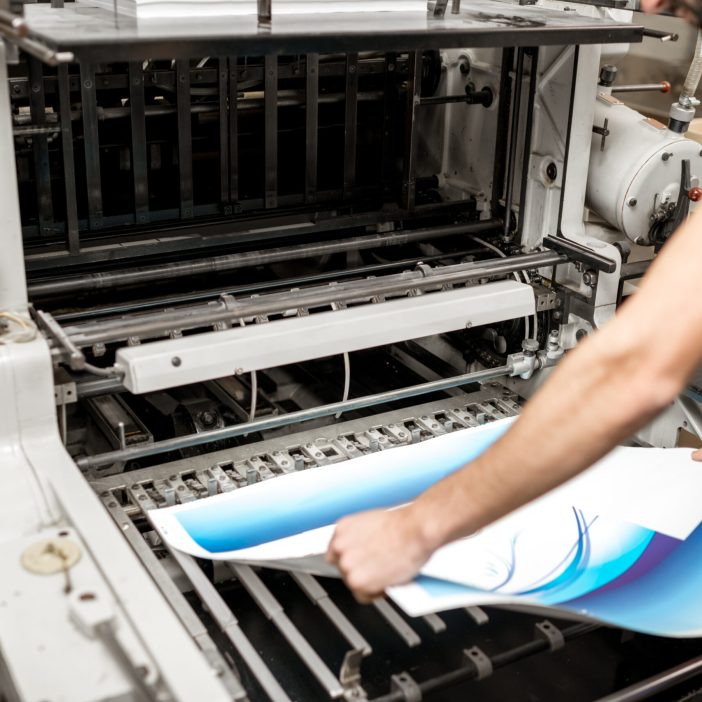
[372,598,421,648]
[517,48,539,245]
[167,547,291,702]
[228,564,344,698]
[305,52,319,204]
[402,51,422,211]
[290,572,371,655]
[218,56,229,207]
[28,57,53,236]
[80,62,103,231]
[491,47,514,216]
[57,65,79,254]
[101,501,243,700]
[381,51,397,194]
[257,0,271,26]
[557,46,580,234]
[229,55,239,205]
[264,55,277,209]
[176,58,193,220]
[343,52,358,200]
[129,61,149,225]
[503,47,525,240]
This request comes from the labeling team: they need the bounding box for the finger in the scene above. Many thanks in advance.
[352,589,384,605]
[692,448,702,462]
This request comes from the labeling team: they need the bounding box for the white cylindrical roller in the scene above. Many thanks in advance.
[587,92,700,245]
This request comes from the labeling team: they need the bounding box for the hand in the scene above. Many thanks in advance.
[326,506,435,603]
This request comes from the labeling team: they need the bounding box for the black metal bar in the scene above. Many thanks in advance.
[343,52,359,200]
[129,61,149,225]
[597,655,702,702]
[264,54,277,209]
[79,62,103,231]
[491,47,514,215]
[229,55,239,204]
[218,56,229,206]
[30,219,504,297]
[176,59,194,220]
[57,65,79,254]
[381,51,397,194]
[28,57,53,236]
[305,53,318,204]
[402,51,422,211]
[371,623,598,702]
[517,48,539,244]
[557,46,580,234]
[503,47,525,240]
[542,235,616,273]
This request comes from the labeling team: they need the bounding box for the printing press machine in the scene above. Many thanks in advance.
[5,0,702,699]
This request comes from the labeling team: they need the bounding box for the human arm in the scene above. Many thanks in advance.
[328,206,702,601]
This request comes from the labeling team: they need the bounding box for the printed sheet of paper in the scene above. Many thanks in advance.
[149,418,702,637]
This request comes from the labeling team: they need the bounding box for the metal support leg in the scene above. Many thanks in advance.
[129,61,149,225]
[264,55,277,209]
[343,52,358,200]
[305,53,318,204]
[176,59,193,220]
[80,62,103,231]
[57,64,79,254]
[402,51,422,211]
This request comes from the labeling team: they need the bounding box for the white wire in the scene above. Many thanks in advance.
[0,311,37,344]
[335,352,351,420]
[238,319,258,424]
[470,237,539,344]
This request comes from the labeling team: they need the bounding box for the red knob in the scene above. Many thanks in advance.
[688,187,702,202]
[660,81,671,94]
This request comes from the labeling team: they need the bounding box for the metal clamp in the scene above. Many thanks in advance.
[535,620,565,651]
[463,646,493,680]
[390,672,422,702]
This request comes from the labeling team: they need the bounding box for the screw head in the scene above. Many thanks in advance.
[171,356,182,367]
[662,152,672,162]
[546,162,558,181]
[628,198,637,207]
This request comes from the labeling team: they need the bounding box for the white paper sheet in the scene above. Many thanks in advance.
[150,420,702,637]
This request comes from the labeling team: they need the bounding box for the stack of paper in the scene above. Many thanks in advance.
[150,418,702,638]
[77,0,427,18]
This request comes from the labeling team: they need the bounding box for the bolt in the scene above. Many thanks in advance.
[348,64,356,74]
[627,198,637,207]
[662,152,673,162]
[546,162,557,181]
[171,356,182,367]
[576,328,588,341]
[634,236,646,246]
[466,321,473,329]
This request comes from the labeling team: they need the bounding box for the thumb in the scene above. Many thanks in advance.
[692,448,702,462]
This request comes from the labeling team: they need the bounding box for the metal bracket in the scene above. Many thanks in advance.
[390,672,422,702]
[340,648,366,698]
[463,646,493,680]
[535,620,565,651]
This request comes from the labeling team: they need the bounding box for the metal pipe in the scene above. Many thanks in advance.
[371,623,598,702]
[76,365,512,469]
[611,82,671,94]
[28,220,503,298]
[61,251,563,348]
[503,48,525,240]
[596,655,702,702]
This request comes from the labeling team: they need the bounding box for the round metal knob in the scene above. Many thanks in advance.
[688,186,702,202]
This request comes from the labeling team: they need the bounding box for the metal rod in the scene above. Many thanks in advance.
[80,63,103,231]
[381,52,398,193]
[167,548,291,702]
[517,48,539,244]
[59,251,559,348]
[0,23,73,65]
[491,48,514,215]
[305,53,319,204]
[28,219,503,297]
[596,655,702,702]
[503,48,525,240]
[76,365,512,469]
[371,623,598,702]
[28,57,53,237]
[218,57,229,206]
[402,51,422,211]
[611,81,671,94]
[129,62,149,224]
[176,59,193,220]
[228,55,239,203]
[0,8,28,36]
[57,65,80,255]
[343,52,359,200]
[264,55,277,209]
